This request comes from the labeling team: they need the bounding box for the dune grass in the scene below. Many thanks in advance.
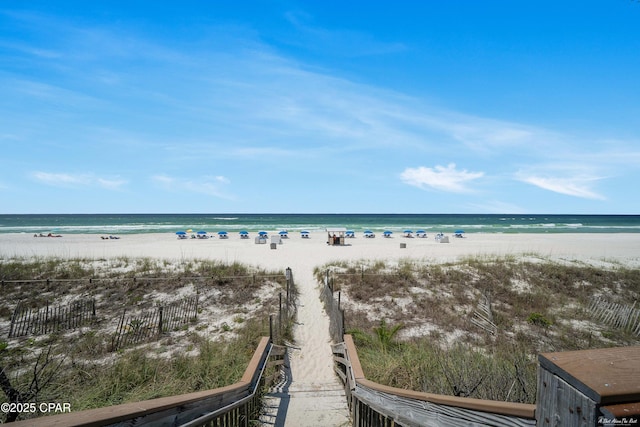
[0,256,289,421]
[319,255,640,403]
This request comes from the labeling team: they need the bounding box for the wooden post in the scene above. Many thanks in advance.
[536,346,640,426]
[158,306,164,335]
[278,292,282,336]
[269,315,273,343]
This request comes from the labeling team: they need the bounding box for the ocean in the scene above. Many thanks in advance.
[0,214,639,235]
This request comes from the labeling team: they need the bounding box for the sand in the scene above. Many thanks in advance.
[1,232,639,426]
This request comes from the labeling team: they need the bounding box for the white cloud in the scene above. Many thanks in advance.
[519,175,606,200]
[151,174,233,199]
[32,171,126,190]
[400,163,484,193]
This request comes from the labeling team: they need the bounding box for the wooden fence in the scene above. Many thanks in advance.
[588,296,640,336]
[321,270,346,343]
[269,267,297,345]
[8,299,96,338]
[111,294,199,351]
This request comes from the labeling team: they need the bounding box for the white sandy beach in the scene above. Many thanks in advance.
[2,231,640,268]
[1,232,639,426]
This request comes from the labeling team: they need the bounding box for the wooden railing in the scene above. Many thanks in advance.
[11,337,282,427]
[333,335,536,427]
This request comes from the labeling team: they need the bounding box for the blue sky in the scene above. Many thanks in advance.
[1,1,639,214]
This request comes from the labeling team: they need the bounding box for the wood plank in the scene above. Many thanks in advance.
[600,401,640,418]
[538,346,640,404]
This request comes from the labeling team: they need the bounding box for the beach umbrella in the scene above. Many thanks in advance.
[218,231,228,235]
[186,229,193,233]
[404,230,413,234]
[176,231,186,235]
[364,230,373,234]
[279,230,288,235]
[416,230,426,234]
[239,230,249,235]
[455,230,465,234]
[258,231,268,236]
[383,230,393,235]
[197,231,207,235]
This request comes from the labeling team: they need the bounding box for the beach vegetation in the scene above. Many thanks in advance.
[323,255,639,404]
[0,256,293,422]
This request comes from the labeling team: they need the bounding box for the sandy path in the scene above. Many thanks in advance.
[279,263,350,427]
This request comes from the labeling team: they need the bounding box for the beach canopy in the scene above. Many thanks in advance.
[383,230,393,235]
[364,230,373,234]
[416,229,426,233]
[175,231,186,235]
[218,231,228,235]
[279,230,288,235]
[239,230,249,235]
[300,230,309,234]
[258,231,268,235]
[455,230,465,234]
[404,230,413,233]
[197,231,207,235]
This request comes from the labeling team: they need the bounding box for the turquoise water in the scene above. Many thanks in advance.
[0,214,639,235]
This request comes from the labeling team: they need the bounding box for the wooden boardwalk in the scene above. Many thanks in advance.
[260,264,350,426]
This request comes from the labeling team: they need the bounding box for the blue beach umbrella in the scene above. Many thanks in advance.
[258,231,268,236]
[404,230,413,234]
[279,230,288,235]
[416,230,426,234]
[175,231,186,235]
[455,230,465,234]
[197,231,207,235]
[218,231,228,236]
[239,230,249,235]
[383,230,393,236]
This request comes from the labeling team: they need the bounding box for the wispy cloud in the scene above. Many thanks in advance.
[518,174,606,200]
[400,163,484,193]
[31,171,127,190]
[151,174,234,199]
[284,11,406,57]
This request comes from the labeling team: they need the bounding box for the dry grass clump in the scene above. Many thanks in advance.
[321,255,640,403]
